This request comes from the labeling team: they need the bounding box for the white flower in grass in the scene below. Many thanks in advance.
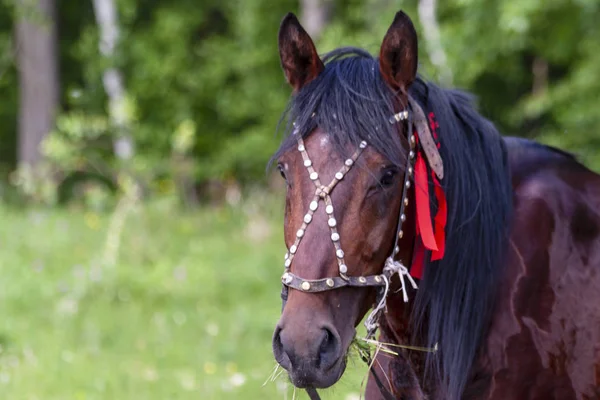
[229,373,246,387]
[177,370,196,391]
[61,350,74,363]
[205,322,219,336]
[56,296,79,315]
[143,367,158,382]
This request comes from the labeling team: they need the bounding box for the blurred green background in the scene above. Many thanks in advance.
[0,0,599,399]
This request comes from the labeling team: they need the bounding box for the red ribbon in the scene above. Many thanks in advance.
[431,174,447,261]
[415,154,438,252]
[409,115,447,279]
[410,230,426,279]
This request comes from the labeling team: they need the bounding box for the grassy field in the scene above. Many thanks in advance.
[0,194,368,400]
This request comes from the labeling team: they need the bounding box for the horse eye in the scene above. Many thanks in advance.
[379,168,397,187]
[278,164,287,180]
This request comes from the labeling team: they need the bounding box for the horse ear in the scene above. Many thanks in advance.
[278,13,324,91]
[379,11,418,94]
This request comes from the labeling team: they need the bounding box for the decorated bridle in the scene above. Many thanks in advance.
[278,98,444,400]
[280,98,443,329]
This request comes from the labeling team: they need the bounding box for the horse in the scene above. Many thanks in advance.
[270,10,600,400]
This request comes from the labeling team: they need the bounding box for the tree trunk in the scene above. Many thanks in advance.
[15,0,59,166]
[92,0,134,161]
[418,0,453,86]
[299,0,332,40]
[532,57,548,97]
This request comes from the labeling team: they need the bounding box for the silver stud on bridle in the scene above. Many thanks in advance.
[280,105,421,338]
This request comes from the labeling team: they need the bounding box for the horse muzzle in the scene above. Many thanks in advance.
[272,322,347,388]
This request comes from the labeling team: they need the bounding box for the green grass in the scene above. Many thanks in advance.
[0,195,368,399]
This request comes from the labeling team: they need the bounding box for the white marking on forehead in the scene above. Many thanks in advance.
[319,135,330,149]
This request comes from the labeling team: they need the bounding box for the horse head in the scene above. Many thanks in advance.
[271,11,421,390]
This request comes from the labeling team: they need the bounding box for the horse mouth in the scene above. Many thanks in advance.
[286,356,347,389]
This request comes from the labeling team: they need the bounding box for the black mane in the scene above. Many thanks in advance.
[409,77,512,398]
[272,47,407,167]
[272,47,513,400]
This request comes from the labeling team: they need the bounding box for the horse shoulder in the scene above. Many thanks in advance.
[483,167,600,400]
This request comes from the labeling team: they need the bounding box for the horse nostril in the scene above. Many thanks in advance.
[273,324,341,374]
[272,326,291,370]
[318,326,340,371]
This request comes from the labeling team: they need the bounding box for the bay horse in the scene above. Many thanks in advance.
[270,10,600,400]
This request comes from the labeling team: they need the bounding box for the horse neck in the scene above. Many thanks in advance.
[378,288,434,395]
[377,187,433,388]
[379,183,418,335]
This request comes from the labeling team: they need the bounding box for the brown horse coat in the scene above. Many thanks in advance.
[366,139,600,399]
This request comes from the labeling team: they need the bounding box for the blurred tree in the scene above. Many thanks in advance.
[120,0,298,187]
[0,1,18,172]
[418,0,452,86]
[300,0,332,39]
[437,0,600,168]
[14,0,58,166]
[3,0,600,205]
[92,0,134,161]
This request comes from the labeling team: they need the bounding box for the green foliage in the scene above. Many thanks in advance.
[43,112,111,171]
[2,0,600,202]
[121,0,297,184]
[436,0,600,169]
[9,163,58,205]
